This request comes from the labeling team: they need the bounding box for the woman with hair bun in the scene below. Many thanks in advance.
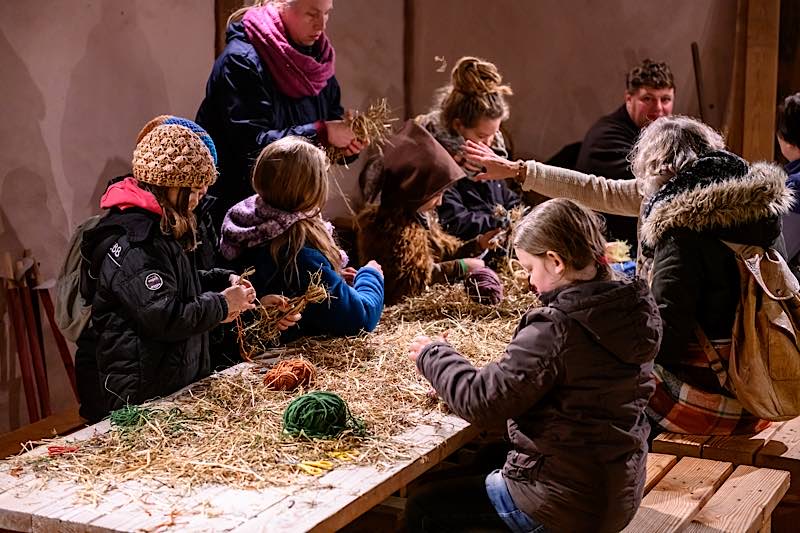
[416,56,520,242]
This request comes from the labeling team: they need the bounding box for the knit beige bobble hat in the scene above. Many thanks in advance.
[132,124,217,188]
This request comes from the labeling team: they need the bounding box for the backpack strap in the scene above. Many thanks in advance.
[694,325,730,390]
[721,241,799,300]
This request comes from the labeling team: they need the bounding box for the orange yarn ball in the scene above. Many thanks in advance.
[264,359,316,391]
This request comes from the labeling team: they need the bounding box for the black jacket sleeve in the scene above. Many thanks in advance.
[112,248,228,343]
[198,268,236,293]
[650,233,702,365]
[216,52,323,152]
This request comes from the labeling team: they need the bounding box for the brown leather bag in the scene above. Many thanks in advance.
[697,242,800,421]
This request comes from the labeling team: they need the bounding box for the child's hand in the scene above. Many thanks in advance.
[407,335,433,364]
[364,260,384,278]
[260,294,302,331]
[477,228,503,250]
[408,332,448,364]
[342,266,358,285]
[229,274,254,290]
[220,285,256,323]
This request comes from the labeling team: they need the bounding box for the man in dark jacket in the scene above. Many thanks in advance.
[196,0,363,227]
[575,59,675,250]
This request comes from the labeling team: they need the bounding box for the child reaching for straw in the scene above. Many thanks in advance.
[405,198,662,533]
[220,136,384,340]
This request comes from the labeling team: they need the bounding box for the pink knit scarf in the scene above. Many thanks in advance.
[243,5,335,99]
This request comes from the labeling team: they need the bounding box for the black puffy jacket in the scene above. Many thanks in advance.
[640,151,792,391]
[76,182,231,420]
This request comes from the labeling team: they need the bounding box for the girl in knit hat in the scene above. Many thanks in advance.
[220,136,384,340]
[196,0,365,228]
[75,118,262,422]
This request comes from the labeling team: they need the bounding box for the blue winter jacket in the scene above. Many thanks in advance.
[235,246,384,341]
[196,22,345,226]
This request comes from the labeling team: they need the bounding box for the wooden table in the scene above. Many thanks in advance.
[626,453,789,532]
[0,376,479,532]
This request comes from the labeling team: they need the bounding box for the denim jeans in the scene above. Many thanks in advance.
[485,470,548,533]
[405,470,548,532]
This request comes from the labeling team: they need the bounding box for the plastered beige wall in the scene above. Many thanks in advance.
[0,0,215,432]
[409,0,737,161]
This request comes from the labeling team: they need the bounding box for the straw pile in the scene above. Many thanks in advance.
[7,269,537,496]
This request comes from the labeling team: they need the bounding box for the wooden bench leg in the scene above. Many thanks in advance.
[759,516,771,533]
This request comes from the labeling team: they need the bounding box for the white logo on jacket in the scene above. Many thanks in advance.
[145,273,163,291]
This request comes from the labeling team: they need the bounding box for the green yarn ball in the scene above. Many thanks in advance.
[282,391,366,439]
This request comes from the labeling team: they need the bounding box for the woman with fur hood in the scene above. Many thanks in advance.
[356,120,500,306]
[463,115,793,436]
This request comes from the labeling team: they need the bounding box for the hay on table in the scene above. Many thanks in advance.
[6,269,538,498]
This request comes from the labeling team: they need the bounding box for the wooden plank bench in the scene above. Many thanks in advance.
[349,453,788,532]
[653,417,800,501]
[623,453,789,532]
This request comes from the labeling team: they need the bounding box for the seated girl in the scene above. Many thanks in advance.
[418,56,520,241]
[406,198,662,532]
[356,121,499,305]
[220,136,384,339]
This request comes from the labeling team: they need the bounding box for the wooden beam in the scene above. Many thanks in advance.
[402,0,415,120]
[215,0,246,58]
[742,0,781,161]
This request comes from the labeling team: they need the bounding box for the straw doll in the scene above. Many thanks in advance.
[406,199,662,532]
[220,136,384,340]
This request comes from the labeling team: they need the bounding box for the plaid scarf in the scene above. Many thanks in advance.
[646,341,770,435]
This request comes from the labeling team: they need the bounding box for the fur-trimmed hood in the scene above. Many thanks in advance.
[640,151,793,248]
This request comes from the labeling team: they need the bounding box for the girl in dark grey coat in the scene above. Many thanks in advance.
[406,198,662,533]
